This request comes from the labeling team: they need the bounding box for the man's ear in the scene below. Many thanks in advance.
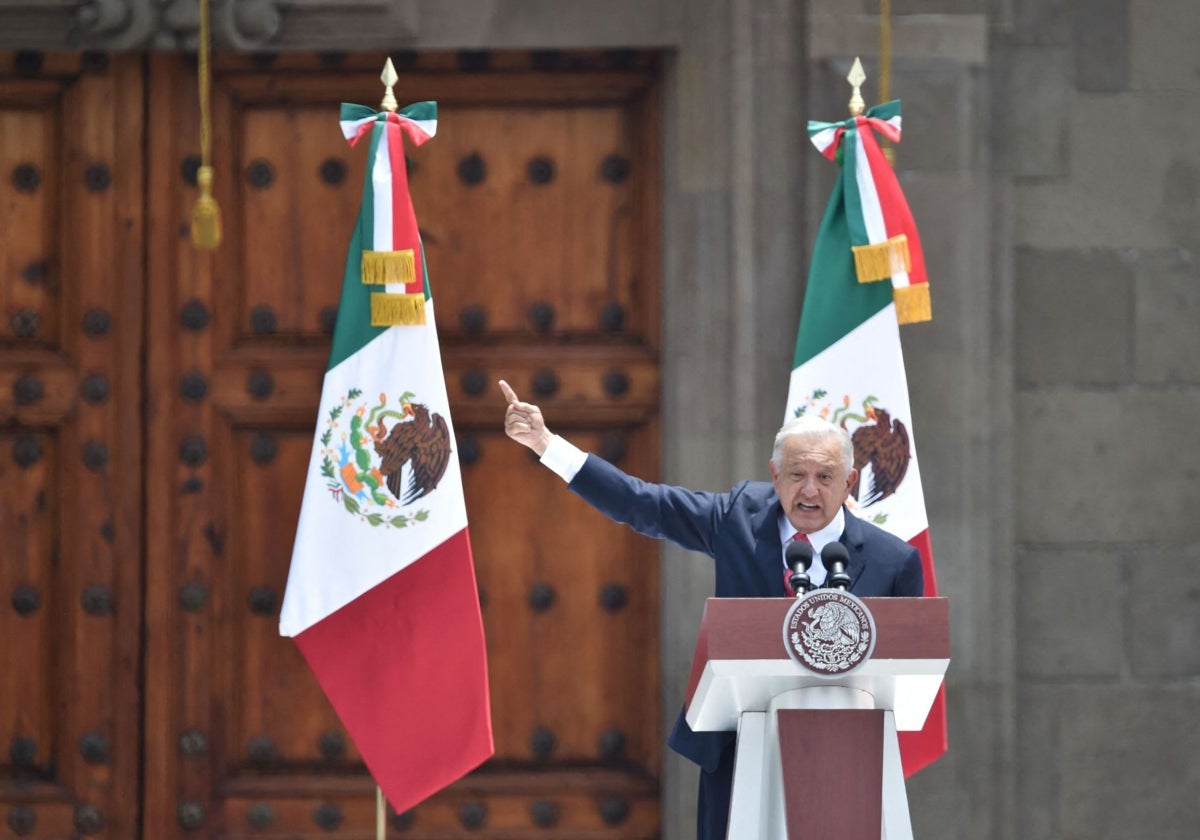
[846,467,858,489]
[768,460,779,481]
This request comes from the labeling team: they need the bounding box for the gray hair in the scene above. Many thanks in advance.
[771,415,854,474]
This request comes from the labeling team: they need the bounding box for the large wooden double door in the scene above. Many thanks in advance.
[1,50,661,838]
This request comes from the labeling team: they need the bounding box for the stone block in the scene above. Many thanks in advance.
[807,12,988,65]
[1016,91,1200,250]
[891,0,988,12]
[910,680,1013,840]
[895,67,983,173]
[1011,0,1074,46]
[1016,548,1123,677]
[1134,250,1200,385]
[1128,542,1200,677]
[675,55,733,190]
[900,173,995,355]
[1020,684,1200,838]
[1014,247,1134,387]
[1053,685,1200,837]
[1017,390,1200,543]
[1130,0,1200,91]
[1073,0,1130,92]
[991,45,1070,178]
[1156,159,1200,256]
[422,0,681,49]
[1016,685,1060,840]
[927,510,1016,680]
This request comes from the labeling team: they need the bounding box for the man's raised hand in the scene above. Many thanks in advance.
[499,379,552,456]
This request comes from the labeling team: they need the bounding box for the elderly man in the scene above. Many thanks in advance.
[499,380,922,840]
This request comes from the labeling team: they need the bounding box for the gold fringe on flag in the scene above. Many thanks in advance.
[893,283,932,324]
[370,293,426,326]
[361,250,416,285]
[852,234,910,283]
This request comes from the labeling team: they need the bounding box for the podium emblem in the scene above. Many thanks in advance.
[783,590,877,677]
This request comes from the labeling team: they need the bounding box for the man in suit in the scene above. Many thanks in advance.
[499,380,923,840]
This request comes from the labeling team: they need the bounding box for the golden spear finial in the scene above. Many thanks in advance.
[380,58,399,113]
[847,57,866,116]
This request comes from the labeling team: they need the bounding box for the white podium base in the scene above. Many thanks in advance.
[725,686,914,840]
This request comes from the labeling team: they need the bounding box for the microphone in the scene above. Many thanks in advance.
[821,542,852,591]
[785,539,814,596]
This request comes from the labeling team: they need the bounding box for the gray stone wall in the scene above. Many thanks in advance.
[997,0,1200,837]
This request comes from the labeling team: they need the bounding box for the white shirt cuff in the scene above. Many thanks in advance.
[540,434,588,482]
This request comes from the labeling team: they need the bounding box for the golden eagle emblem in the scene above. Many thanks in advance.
[318,389,450,528]
[847,397,910,506]
[371,401,452,504]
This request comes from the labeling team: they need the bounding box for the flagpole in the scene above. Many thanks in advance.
[373,59,400,840]
[878,0,896,165]
[376,785,385,839]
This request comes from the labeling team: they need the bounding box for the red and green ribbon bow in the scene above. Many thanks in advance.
[808,100,931,324]
[339,101,438,326]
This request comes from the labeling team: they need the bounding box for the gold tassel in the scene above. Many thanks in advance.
[893,283,932,324]
[361,250,415,285]
[191,165,222,249]
[190,0,220,250]
[852,234,910,283]
[370,293,426,326]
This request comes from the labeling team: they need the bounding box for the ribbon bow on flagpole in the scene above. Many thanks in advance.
[338,101,438,326]
[807,100,931,324]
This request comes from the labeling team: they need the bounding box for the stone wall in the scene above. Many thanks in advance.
[997,0,1200,837]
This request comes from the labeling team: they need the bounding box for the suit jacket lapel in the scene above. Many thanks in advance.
[840,507,867,591]
[751,500,784,597]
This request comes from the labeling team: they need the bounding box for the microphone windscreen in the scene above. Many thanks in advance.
[785,539,814,572]
[820,541,850,568]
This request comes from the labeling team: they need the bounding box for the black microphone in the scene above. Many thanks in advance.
[785,539,814,596]
[821,542,852,591]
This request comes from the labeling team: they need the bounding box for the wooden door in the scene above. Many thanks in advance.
[142,51,663,838]
[0,54,144,839]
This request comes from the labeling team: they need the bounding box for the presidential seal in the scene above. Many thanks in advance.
[783,590,877,677]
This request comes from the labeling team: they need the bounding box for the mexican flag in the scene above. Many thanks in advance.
[785,100,946,776]
[280,101,493,814]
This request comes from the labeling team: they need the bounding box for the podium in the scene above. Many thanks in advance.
[685,596,949,839]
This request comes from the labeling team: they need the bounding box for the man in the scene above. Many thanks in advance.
[499,379,923,840]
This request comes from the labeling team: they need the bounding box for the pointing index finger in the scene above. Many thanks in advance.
[498,379,519,405]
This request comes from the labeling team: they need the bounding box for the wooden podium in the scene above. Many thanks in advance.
[684,597,949,839]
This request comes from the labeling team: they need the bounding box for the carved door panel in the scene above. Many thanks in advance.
[0,54,144,839]
[143,52,662,838]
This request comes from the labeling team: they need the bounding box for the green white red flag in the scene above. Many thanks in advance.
[786,100,946,775]
[280,100,493,814]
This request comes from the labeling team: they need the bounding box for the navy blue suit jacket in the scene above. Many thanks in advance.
[568,453,924,772]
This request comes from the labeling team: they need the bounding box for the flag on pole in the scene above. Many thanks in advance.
[280,99,493,814]
[785,99,946,776]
